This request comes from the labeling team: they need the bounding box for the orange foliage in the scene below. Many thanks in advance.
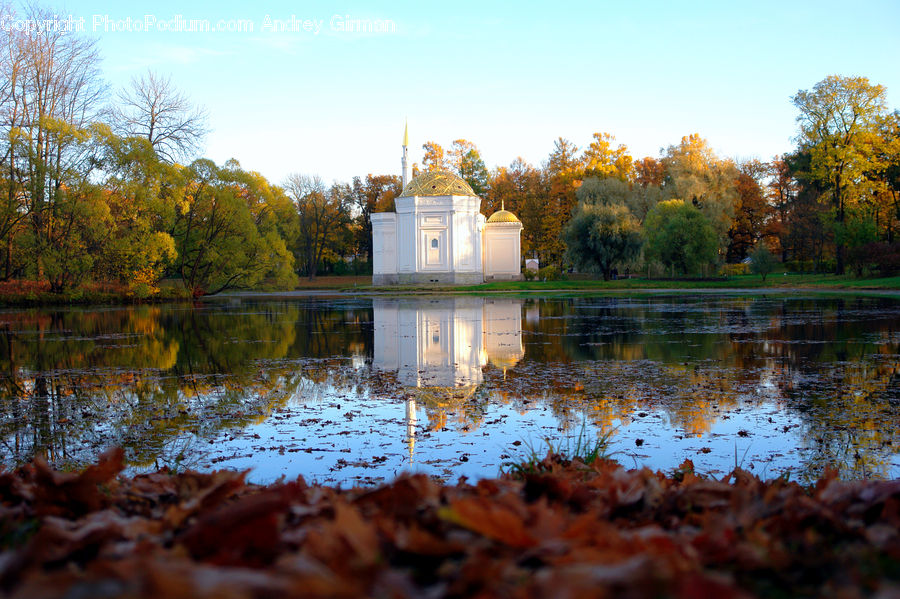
[1,452,900,597]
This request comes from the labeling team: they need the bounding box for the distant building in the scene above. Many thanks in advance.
[371,125,523,285]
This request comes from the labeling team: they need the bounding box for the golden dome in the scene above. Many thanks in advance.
[399,170,477,198]
[486,209,521,223]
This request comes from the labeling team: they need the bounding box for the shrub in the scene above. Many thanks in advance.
[848,242,900,276]
[720,263,749,277]
[523,268,537,281]
[538,265,560,281]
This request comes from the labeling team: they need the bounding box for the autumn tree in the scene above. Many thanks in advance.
[448,139,475,172]
[661,134,739,255]
[792,75,890,273]
[285,174,353,280]
[1,4,105,282]
[111,70,208,163]
[352,174,401,264]
[869,111,900,242]
[421,141,448,172]
[781,150,831,268]
[93,130,178,293]
[487,158,545,258]
[543,137,583,266]
[768,156,798,262]
[633,157,665,187]
[0,6,27,279]
[582,132,633,181]
[726,160,774,262]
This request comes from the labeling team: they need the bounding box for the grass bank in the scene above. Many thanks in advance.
[4,273,898,307]
[0,279,194,307]
[354,273,900,294]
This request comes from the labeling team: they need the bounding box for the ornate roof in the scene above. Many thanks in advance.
[486,209,521,224]
[399,170,477,198]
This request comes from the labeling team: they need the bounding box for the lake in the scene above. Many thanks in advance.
[1,293,898,485]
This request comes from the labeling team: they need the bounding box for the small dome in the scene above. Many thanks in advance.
[486,209,521,223]
[399,170,476,198]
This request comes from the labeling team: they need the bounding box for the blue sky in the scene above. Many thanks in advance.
[26,0,900,183]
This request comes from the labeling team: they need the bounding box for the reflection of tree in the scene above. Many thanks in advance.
[492,296,900,479]
[0,300,373,470]
[1,295,898,482]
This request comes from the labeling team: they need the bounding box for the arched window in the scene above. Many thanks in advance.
[430,238,439,249]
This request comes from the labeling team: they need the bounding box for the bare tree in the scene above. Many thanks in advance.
[0,3,106,278]
[112,70,208,163]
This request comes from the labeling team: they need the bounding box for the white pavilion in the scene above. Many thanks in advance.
[371,126,523,285]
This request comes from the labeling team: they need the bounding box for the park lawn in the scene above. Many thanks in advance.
[294,275,370,289]
[355,273,900,293]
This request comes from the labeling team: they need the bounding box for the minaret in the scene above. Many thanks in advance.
[401,121,410,188]
[405,397,417,462]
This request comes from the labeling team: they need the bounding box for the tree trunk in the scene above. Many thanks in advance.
[834,180,845,275]
[4,234,11,281]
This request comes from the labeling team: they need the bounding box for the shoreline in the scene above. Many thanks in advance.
[1,277,899,309]
[221,285,900,299]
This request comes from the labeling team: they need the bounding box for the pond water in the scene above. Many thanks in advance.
[1,293,898,485]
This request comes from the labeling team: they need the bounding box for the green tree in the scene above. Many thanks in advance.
[792,75,890,273]
[749,244,776,281]
[564,203,642,280]
[173,159,295,296]
[95,130,179,291]
[644,199,718,275]
[1,5,104,281]
[576,177,665,223]
[451,139,490,196]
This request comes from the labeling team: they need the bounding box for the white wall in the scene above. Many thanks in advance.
[483,223,523,279]
[371,213,397,275]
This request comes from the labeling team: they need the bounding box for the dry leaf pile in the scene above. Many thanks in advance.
[2,447,900,598]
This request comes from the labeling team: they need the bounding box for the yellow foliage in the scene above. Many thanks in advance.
[721,263,749,276]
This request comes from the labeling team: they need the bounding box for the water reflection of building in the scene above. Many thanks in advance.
[373,297,524,460]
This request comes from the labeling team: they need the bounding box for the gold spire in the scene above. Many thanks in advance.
[402,120,409,147]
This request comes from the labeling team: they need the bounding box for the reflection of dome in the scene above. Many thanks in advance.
[399,170,476,198]
[486,209,521,224]
[411,385,479,405]
[489,353,522,370]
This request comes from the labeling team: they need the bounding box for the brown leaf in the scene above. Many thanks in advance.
[31,447,124,517]
[439,497,536,548]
